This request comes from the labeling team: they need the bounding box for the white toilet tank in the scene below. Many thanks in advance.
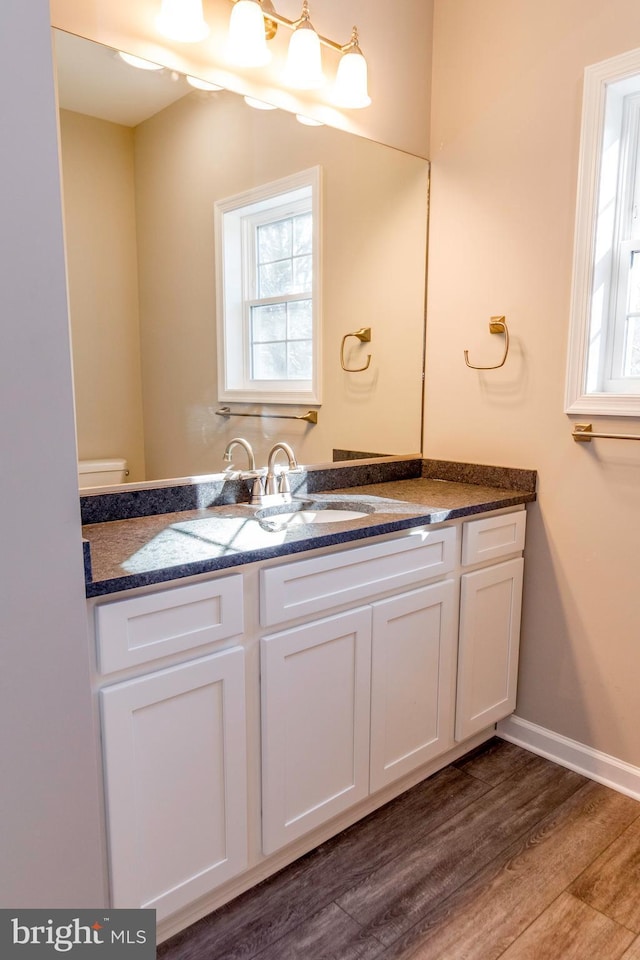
[78,458,128,488]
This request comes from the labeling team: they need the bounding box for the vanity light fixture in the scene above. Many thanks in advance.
[332,28,371,108]
[156,0,210,43]
[186,75,225,91]
[117,51,164,70]
[282,2,324,90]
[223,0,371,107]
[227,0,272,67]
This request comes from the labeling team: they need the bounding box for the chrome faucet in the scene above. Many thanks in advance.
[265,442,298,498]
[222,437,256,472]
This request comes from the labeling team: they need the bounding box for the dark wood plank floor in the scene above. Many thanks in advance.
[157,738,640,959]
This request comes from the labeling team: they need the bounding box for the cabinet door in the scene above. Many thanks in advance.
[370,581,456,793]
[456,558,524,741]
[100,647,247,921]
[261,608,372,854]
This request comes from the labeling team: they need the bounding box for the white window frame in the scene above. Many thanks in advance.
[566,48,640,416]
[215,167,322,405]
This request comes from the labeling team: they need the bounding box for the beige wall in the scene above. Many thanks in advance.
[133,93,427,477]
[0,0,104,906]
[59,110,146,480]
[426,0,640,766]
[50,0,433,158]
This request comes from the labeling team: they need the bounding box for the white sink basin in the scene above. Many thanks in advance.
[263,508,369,526]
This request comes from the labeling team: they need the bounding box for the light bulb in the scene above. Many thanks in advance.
[156,0,209,43]
[227,0,271,68]
[333,43,371,108]
[296,114,323,126]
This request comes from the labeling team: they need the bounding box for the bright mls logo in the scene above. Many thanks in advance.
[0,910,155,958]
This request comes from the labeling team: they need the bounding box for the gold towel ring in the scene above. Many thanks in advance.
[464,316,509,370]
[341,327,372,372]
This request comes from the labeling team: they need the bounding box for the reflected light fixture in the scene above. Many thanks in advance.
[186,75,224,91]
[118,51,164,70]
[283,2,324,90]
[296,114,323,126]
[227,0,272,67]
[222,0,371,107]
[244,96,277,110]
[156,0,210,42]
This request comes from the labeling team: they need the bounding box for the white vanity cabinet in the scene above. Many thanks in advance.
[259,529,458,853]
[455,511,526,741]
[94,577,248,922]
[90,505,528,934]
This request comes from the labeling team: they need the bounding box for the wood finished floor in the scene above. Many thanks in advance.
[157,739,640,960]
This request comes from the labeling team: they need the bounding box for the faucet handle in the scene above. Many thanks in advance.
[278,470,291,496]
[248,470,266,505]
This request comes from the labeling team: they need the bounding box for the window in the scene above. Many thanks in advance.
[215,167,321,404]
[566,49,640,415]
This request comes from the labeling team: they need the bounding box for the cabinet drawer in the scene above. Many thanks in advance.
[260,527,456,627]
[96,576,244,674]
[461,510,526,567]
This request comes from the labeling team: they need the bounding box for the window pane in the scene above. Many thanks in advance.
[293,213,312,255]
[623,315,640,376]
[258,219,292,264]
[259,260,293,297]
[287,340,313,379]
[292,255,312,293]
[252,304,286,342]
[252,342,287,379]
[288,300,313,338]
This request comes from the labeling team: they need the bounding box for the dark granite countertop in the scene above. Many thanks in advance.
[82,466,536,598]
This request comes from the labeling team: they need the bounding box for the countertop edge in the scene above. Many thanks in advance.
[84,486,536,598]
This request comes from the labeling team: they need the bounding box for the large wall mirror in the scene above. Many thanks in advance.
[566,46,640,417]
[55,30,429,485]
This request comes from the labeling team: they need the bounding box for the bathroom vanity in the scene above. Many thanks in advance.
[81,458,535,941]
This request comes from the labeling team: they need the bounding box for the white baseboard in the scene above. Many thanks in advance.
[497,715,640,802]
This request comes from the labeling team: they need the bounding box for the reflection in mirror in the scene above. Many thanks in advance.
[566,46,640,416]
[55,30,429,485]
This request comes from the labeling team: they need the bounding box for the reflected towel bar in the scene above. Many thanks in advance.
[216,406,318,424]
[572,423,640,442]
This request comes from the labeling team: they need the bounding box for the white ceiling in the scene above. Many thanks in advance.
[54,29,191,127]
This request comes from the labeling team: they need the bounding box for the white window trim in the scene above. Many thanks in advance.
[565,48,640,416]
[215,166,322,405]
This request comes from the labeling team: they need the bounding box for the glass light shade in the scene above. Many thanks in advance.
[117,52,164,71]
[156,0,209,43]
[283,22,324,89]
[296,114,324,126]
[333,47,371,108]
[186,75,224,91]
[228,0,271,68]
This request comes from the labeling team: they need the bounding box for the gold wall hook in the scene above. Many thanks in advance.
[464,316,509,370]
[340,327,372,372]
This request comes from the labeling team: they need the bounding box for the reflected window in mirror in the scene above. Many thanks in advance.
[215,166,322,404]
[566,48,640,415]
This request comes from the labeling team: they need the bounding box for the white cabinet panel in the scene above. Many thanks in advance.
[260,527,457,626]
[100,647,247,920]
[461,511,526,567]
[261,608,372,854]
[455,558,524,741]
[370,581,457,792]
[96,576,244,674]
